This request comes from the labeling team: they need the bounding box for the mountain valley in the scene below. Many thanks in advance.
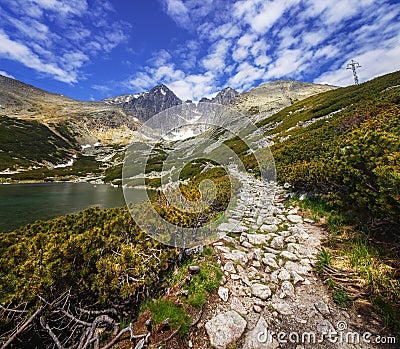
[0,74,335,183]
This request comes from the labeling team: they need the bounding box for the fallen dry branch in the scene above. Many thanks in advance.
[1,306,44,349]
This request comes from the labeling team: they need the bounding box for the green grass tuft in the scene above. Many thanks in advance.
[144,299,191,336]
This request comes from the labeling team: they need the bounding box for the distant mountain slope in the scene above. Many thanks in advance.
[0,74,139,177]
[0,115,78,171]
[0,74,138,144]
[232,80,337,121]
[103,84,182,121]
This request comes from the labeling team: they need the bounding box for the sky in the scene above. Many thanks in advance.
[0,0,399,102]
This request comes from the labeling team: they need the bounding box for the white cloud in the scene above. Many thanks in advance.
[61,51,89,70]
[232,46,248,63]
[302,0,378,25]
[254,55,271,67]
[251,1,291,34]
[32,0,89,17]
[250,39,268,57]
[161,0,190,28]
[314,45,340,60]
[126,63,185,91]
[265,49,312,79]
[169,72,216,101]
[209,23,241,41]
[126,64,217,102]
[234,0,301,35]
[0,70,14,78]
[237,33,257,48]
[5,16,50,42]
[127,72,155,91]
[0,0,128,84]
[150,49,172,66]
[0,31,75,83]
[302,30,328,47]
[231,33,258,62]
[228,62,265,91]
[161,0,217,30]
[201,39,231,72]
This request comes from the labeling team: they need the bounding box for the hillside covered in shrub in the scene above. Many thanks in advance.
[257,70,400,230]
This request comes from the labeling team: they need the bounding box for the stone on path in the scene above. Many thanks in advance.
[243,316,279,349]
[244,233,268,245]
[290,270,304,284]
[278,269,291,281]
[218,222,248,233]
[223,250,248,265]
[314,301,330,316]
[218,286,229,302]
[287,214,303,223]
[254,305,262,313]
[280,251,298,261]
[264,216,281,225]
[281,280,295,297]
[205,310,247,349]
[242,241,254,249]
[271,300,293,315]
[214,245,231,254]
[252,248,262,261]
[231,296,247,315]
[270,236,284,249]
[262,257,279,269]
[284,261,311,275]
[223,261,236,274]
[260,224,279,233]
[251,284,272,300]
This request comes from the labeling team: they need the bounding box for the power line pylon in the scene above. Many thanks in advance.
[346,60,361,85]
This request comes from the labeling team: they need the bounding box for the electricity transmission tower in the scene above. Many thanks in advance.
[346,59,361,85]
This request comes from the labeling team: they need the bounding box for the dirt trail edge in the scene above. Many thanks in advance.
[188,166,396,349]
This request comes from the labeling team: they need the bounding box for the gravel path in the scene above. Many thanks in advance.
[198,166,392,349]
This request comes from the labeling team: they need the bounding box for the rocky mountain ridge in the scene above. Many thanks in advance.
[103,84,182,121]
[233,80,337,122]
[199,87,240,105]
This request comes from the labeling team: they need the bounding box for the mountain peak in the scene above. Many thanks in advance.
[212,86,239,105]
[150,84,173,96]
[103,84,182,121]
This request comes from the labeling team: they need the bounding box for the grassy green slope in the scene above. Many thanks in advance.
[256,71,400,225]
[0,116,78,171]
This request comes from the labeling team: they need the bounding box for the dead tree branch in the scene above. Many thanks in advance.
[1,306,43,349]
[40,316,64,349]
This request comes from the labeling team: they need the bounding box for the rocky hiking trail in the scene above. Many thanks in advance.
[186,168,393,349]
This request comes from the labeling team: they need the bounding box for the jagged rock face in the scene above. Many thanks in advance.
[198,87,239,105]
[212,87,239,105]
[103,84,182,121]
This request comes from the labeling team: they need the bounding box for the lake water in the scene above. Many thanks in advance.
[0,182,133,232]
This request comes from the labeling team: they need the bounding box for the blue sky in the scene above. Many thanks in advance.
[0,0,399,102]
